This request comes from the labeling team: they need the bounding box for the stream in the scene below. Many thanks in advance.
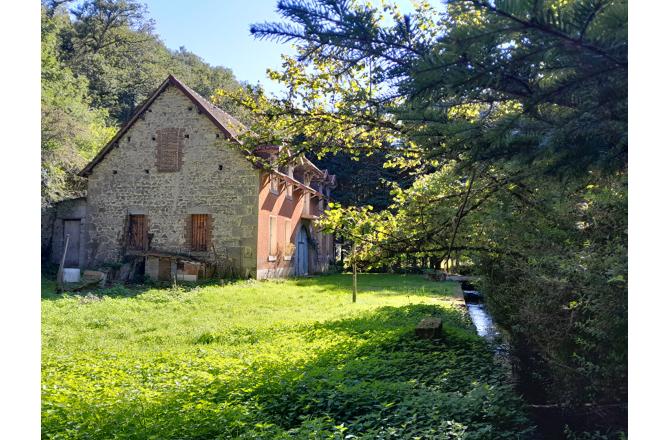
[458,283,624,438]
[460,282,500,341]
[460,284,508,356]
[465,298,500,340]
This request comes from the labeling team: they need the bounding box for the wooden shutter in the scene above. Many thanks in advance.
[156,128,184,171]
[128,215,146,250]
[191,214,209,251]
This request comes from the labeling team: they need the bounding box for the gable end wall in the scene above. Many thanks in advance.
[84,85,259,276]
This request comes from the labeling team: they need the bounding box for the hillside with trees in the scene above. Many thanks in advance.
[41,0,251,207]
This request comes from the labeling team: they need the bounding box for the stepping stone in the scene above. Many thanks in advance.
[415,317,443,339]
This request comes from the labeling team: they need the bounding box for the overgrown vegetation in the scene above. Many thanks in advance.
[42,274,532,439]
[40,0,628,436]
[220,0,628,436]
[40,0,252,206]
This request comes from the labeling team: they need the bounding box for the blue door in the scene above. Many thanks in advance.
[296,226,308,276]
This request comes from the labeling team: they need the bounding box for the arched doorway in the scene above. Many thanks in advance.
[296,225,309,276]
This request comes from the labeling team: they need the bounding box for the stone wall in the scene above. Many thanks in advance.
[84,85,259,277]
[41,206,55,264]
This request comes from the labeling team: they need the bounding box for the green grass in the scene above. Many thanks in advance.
[42,274,532,439]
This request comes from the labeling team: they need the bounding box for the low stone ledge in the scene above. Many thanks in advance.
[415,317,443,339]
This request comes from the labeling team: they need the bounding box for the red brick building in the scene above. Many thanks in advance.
[254,147,336,278]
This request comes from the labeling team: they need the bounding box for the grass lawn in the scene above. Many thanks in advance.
[42,274,532,439]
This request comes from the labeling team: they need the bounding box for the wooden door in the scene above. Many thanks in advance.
[128,215,146,250]
[63,220,80,267]
[191,214,209,251]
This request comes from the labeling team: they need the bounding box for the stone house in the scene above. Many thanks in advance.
[44,75,336,281]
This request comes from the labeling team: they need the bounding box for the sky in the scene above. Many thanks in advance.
[141,0,426,96]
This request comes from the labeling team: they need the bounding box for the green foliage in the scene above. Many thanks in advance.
[473,174,627,409]
[312,151,404,209]
[42,274,532,438]
[242,0,626,176]
[318,161,507,270]
[319,164,627,435]
[49,0,249,123]
[40,1,250,206]
[41,7,115,206]
[241,0,627,435]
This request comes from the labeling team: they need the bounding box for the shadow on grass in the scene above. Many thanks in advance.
[291,273,459,298]
[41,273,455,302]
[40,276,226,301]
[42,302,533,439]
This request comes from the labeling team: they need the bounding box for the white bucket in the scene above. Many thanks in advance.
[63,268,81,283]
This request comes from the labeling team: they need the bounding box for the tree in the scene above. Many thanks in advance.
[239,0,627,435]
[45,0,250,123]
[40,0,251,205]
[312,151,406,209]
[41,7,114,206]
[249,0,626,174]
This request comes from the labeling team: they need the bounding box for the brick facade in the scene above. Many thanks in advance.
[256,171,333,279]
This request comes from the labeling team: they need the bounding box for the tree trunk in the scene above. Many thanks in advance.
[352,242,357,303]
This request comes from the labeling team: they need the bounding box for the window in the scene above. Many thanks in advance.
[128,215,146,250]
[269,174,279,195]
[285,220,292,246]
[286,182,293,199]
[269,215,277,258]
[191,214,209,251]
[303,193,310,215]
[156,127,185,172]
[284,220,294,259]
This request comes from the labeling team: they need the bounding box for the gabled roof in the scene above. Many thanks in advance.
[78,75,335,188]
[79,75,247,176]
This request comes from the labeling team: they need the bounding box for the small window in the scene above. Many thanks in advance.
[128,215,146,250]
[269,174,279,195]
[286,183,293,199]
[269,215,277,257]
[285,220,292,246]
[191,214,209,251]
[303,193,310,215]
